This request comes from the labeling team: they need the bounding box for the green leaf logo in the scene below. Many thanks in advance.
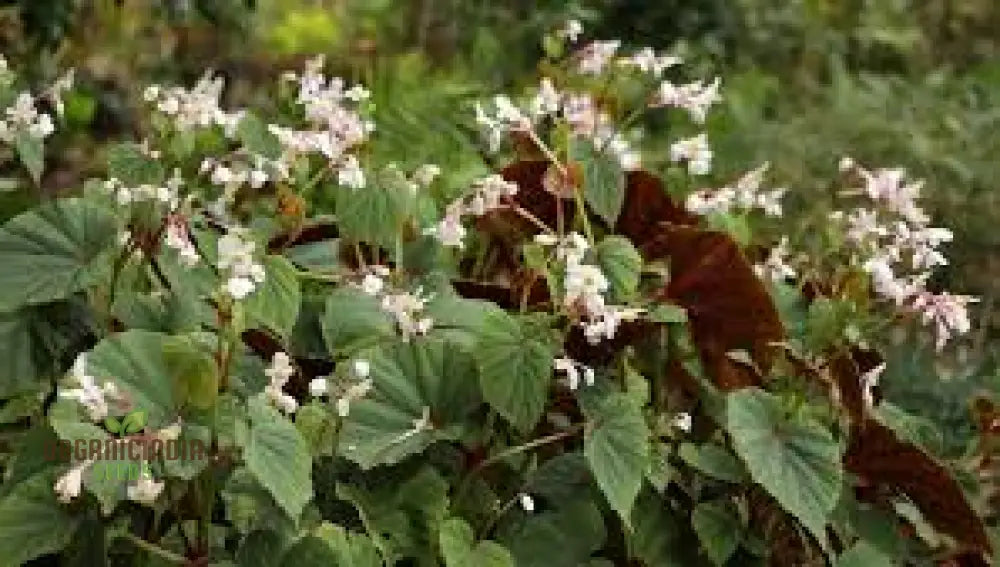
[104,416,122,435]
[121,410,148,434]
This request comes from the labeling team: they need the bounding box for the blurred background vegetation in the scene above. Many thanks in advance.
[0,0,996,441]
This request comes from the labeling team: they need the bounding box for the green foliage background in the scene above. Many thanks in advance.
[0,0,996,563]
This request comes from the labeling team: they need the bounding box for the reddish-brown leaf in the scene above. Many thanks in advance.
[829,347,883,421]
[616,170,697,245]
[643,225,784,390]
[845,421,991,554]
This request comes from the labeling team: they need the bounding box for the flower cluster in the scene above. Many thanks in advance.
[58,354,123,422]
[538,233,643,344]
[216,227,266,299]
[0,56,67,143]
[264,352,297,414]
[686,162,785,216]
[272,56,374,188]
[308,359,374,418]
[753,236,797,283]
[837,158,975,349]
[144,72,242,134]
[426,174,519,248]
[357,267,435,341]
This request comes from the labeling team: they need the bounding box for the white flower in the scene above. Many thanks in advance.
[345,84,370,102]
[620,47,681,77]
[353,359,371,378]
[577,40,620,75]
[264,352,298,414]
[59,353,118,422]
[381,289,434,340]
[218,228,265,299]
[426,214,466,248]
[754,237,796,283]
[520,493,535,512]
[336,377,374,418]
[127,471,165,505]
[225,277,256,299]
[860,363,886,408]
[670,412,692,433]
[361,273,384,296]
[654,78,721,123]
[554,357,595,391]
[564,263,609,311]
[530,78,561,118]
[670,133,712,175]
[338,155,366,189]
[54,459,92,503]
[560,19,583,42]
[911,292,978,351]
[164,216,199,267]
[265,352,295,384]
[309,377,328,397]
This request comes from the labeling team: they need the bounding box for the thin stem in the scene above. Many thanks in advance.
[572,186,595,244]
[501,200,555,235]
[122,533,187,565]
[527,129,567,176]
[474,424,584,472]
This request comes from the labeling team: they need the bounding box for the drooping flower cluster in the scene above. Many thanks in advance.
[686,163,785,217]
[54,458,93,503]
[426,174,519,248]
[0,55,66,143]
[215,228,265,299]
[272,56,374,188]
[127,465,165,505]
[837,158,976,349]
[336,360,374,418]
[144,72,242,135]
[264,352,297,414]
[357,267,435,341]
[753,236,797,283]
[652,77,721,124]
[670,133,713,176]
[538,233,643,344]
[59,354,122,422]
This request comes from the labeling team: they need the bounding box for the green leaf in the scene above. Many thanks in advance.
[103,416,122,434]
[0,471,79,567]
[313,523,382,567]
[439,517,515,567]
[237,112,282,160]
[678,442,747,484]
[86,330,178,427]
[285,239,340,273]
[321,287,395,356]
[295,402,336,457]
[120,409,147,434]
[726,389,843,546]
[14,132,44,184]
[573,139,625,225]
[0,198,116,311]
[164,333,219,410]
[500,499,606,567]
[339,339,480,468]
[648,304,687,323]
[336,184,409,248]
[692,499,742,565]
[836,541,893,567]
[244,255,302,339]
[628,490,700,566]
[583,393,649,526]
[476,309,553,432]
[0,309,40,397]
[595,235,641,300]
[107,143,164,185]
[278,536,340,567]
[244,399,313,519]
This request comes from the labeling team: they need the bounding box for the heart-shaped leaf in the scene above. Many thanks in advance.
[0,198,116,312]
